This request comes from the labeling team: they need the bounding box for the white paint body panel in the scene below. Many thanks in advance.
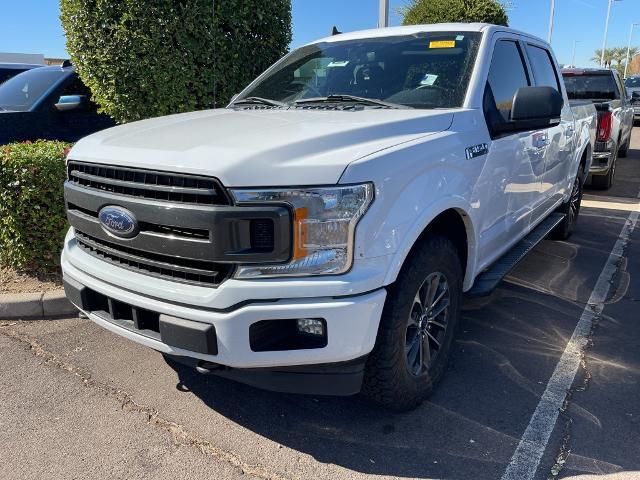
[62,24,596,367]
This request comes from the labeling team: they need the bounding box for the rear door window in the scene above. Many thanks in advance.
[526,45,560,91]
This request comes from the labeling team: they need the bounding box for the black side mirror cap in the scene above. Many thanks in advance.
[493,86,563,135]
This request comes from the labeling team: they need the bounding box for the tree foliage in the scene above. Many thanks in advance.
[591,47,639,76]
[402,0,508,27]
[60,0,292,123]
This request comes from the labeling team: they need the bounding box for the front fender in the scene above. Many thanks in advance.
[381,196,477,290]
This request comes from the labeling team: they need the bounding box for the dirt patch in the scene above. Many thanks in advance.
[1,267,62,294]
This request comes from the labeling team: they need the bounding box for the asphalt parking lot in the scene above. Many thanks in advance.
[1,128,639,480]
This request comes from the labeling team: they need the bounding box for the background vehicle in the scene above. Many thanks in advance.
[625,76,640,124]
[0,63,42,84]
[62,24,595,410]
[0,65,114,144]
[563,68,634,189]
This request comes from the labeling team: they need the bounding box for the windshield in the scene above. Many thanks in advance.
[563,73,619,101]
[0,68,68,111]
[625,77,640,88]
[235,32,482,110]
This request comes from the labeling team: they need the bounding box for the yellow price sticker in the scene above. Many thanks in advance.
[429,40,456,49]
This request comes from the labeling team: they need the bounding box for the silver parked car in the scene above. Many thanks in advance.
[625,76,640,123]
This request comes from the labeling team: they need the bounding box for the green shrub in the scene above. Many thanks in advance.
[60,0,292,123]
[0,141,71,273]
[402,0,508,26]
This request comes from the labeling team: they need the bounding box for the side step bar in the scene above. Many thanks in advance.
[466,212,565,297]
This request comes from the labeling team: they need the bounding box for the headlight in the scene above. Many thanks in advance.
[230,183,374,277]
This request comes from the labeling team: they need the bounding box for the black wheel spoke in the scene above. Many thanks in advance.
[421,333,431,368]
[427,330,441,350]
[430,297,450,319]
[405,270,450,377]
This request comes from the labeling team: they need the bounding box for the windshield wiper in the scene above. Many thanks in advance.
[295,94,409,109]
[231,96,288,108]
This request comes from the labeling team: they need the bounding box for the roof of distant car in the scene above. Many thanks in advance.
[561,68,616,76]
[0,63,44,70]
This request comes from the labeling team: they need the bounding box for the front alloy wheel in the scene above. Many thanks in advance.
[405,272,450,376]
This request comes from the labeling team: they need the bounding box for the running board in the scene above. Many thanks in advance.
[466,213,565,298]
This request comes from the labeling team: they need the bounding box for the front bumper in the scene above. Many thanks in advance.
[62,248,386,370]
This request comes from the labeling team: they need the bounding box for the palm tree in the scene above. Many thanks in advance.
[591,48,615,67]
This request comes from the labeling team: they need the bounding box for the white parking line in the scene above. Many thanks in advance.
[501,192,640,480]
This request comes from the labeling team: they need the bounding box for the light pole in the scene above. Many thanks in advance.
[601,0,622,66]
[378,0,389,28]
[624,22,639,78]
[571,40,582,67]
[548,0,556,43]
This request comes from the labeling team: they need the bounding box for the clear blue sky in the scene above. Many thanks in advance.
[1,0,639,68]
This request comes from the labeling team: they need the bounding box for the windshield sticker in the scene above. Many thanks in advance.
[420,74,438,86]
[456,35,465,41]
[429,40,456,49]
[327,60,349,68]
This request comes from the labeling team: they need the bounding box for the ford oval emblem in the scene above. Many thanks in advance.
[98,206,138,238]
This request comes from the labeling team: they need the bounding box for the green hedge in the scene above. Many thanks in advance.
[0,141,71,273]
[60,0,292,123]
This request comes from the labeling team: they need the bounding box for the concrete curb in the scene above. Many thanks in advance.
[0,289,78,320]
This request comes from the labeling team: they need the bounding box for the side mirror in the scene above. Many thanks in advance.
[494,86,563,134]
[54,95,87,112]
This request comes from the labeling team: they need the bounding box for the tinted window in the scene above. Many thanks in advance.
[526,45,559,90]
[0,68,68,111]
[0,67,30,85]
[562,73,619,100]
[613,72,627,100]
[486,40,530,121]
[626,77,640,88]
[237,32,482,109]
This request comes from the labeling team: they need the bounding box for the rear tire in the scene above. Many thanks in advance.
[361,235,462,411]
[619,136,630,158]
[552,172,583,240]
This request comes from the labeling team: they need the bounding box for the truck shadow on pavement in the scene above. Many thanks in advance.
[162,213,627,479]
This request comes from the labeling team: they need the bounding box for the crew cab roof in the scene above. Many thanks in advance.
[309,23,545,46]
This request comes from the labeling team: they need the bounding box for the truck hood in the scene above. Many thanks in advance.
[69,108,454,186]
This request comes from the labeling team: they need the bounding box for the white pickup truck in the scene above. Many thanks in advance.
[62,23,596,410]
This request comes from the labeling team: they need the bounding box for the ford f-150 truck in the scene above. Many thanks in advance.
[563,68,634,189]
[62,24,596,410]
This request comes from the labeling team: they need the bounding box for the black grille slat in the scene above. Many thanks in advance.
[75,230,232,287]
[67,161,230,206]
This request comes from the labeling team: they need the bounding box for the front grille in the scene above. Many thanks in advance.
[67,161,230,205]
[75,230,233,286]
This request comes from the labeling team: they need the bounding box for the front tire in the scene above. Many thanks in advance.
[361,235,462,411]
